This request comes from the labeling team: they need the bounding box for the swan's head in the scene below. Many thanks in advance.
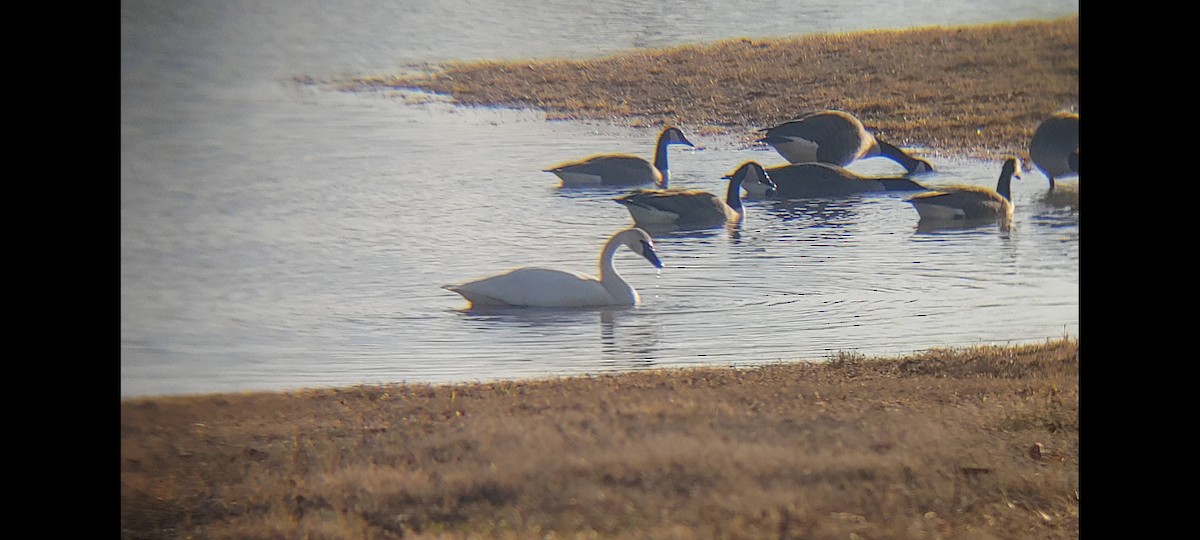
[660,127,695,149]
[723,161,776,198]
[623,228,664,269]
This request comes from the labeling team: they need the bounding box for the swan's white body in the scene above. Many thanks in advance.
[444,228,663,308]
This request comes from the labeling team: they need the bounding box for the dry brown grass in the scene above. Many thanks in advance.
[347,18,1078,162]
[121,338,1078,539]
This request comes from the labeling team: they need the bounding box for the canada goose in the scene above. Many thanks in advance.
[543,127,694,187]
[614,161,775,228]
[757,110,934,173]
[736,162,927,199]
[443,227,663,308]
[906,157,1022,221]
[1028,111,1079,191]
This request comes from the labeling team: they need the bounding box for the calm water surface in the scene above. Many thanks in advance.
[121,0,1080,398]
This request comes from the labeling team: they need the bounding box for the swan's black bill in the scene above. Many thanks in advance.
[641,240,664,268]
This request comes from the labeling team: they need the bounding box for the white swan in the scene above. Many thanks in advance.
[443,227,663,308]
[543,127,694,187]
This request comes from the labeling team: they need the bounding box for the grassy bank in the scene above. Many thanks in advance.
[121,338,1078,539]
[350,17,1078,161]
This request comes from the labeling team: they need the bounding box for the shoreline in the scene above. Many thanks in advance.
[121,333,1073,402]
[347,17,1078,162]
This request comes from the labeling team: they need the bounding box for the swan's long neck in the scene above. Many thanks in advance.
[653,135,672,188]
[598,233,634,299]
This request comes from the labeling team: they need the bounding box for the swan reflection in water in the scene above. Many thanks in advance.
[451,305,662,371]
[599,309,660,366]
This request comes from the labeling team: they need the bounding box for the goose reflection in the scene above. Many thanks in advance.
[913,218,1015,236]
[763,197,863,228]
[1038,182,1079,212]
[631,221,735,238]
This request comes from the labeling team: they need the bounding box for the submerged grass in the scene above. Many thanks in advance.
[348,17,1078,162]
[121,338,1078,539]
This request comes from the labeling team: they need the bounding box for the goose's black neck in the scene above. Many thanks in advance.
[725,168,753,210]
[878,140,928,173]
[996,163,1018,202]
[653,133,672,181]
